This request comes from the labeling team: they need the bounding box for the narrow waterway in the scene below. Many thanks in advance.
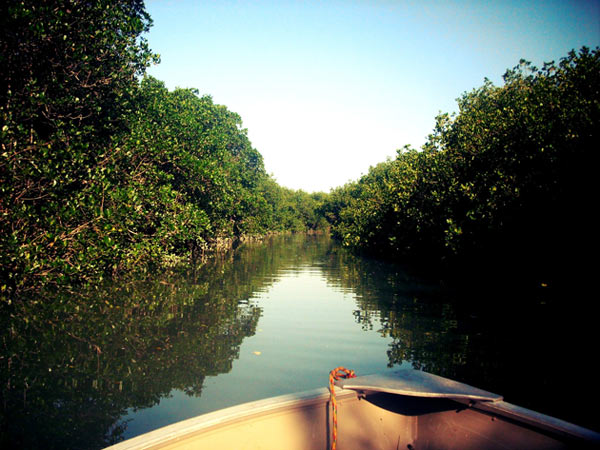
[120,235,404,439]
[1,233,597,449]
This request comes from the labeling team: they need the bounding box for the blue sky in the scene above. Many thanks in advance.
[144,0,599,192]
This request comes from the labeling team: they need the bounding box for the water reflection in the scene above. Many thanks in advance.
[1,234,597,449]
[3,234,390,449]
[319,243,598,431]
[121,235,396,439]
[0,256,264,449]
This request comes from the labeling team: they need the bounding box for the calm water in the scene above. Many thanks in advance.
[1,234,597,448]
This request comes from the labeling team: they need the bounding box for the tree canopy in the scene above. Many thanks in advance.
[324,47,599,286]
[1,0,327,299]
[2,0,596,299]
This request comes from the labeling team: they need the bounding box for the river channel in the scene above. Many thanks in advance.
[1,233,597,448]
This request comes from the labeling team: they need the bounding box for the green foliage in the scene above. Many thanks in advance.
[252,177,329,233]
[1,0,156,295]
[325,47,599,282]
[1,1,327,299]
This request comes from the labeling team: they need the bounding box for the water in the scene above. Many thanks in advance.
[121,259,398,439]
[1,234,597,449]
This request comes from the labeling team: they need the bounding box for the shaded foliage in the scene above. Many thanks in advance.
[324,47,599,286]
[1,0,156,294]
[319,238,598,432]
[0,0,327,299]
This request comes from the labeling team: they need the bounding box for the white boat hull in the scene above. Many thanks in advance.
[105,370,600,449]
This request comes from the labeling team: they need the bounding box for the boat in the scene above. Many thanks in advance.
[104,368,600,449]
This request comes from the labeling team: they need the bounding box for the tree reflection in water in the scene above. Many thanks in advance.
[0,247,269,449]
[321,243,597,432]
[1,234,597,449]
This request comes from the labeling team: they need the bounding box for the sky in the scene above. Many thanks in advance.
[144,0,599,193]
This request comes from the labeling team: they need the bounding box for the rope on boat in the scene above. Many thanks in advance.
[329,366,356,450]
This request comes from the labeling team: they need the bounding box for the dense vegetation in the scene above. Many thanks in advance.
[1,2,597,443]
[0,0,326,299]
[324,47,598,287]
[2,0,596,300]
